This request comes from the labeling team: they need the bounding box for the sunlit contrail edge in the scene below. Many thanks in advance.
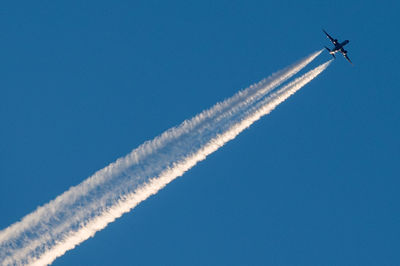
[0,50,321,248]
[0,54,329,266]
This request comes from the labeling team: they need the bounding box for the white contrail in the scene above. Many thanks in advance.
[0,50,321,246]
[0,54,328,266]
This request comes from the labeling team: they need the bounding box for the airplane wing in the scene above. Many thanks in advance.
[343,53,352,64]
[322,29,338,45]
[340,48,352,64]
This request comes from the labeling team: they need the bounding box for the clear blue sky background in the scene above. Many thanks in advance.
[1,1,399,265]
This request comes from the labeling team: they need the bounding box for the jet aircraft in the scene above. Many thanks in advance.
[323,29,352,64]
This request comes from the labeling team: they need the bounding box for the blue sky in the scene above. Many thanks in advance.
[1,1,399,265]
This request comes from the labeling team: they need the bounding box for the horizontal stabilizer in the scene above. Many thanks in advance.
[324,46,335,59]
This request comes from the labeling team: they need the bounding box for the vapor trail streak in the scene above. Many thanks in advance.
[0,53,328,266]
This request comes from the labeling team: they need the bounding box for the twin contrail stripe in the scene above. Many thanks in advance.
[0,52,328,266]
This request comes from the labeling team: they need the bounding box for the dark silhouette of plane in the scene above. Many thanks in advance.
[323,29,352,64]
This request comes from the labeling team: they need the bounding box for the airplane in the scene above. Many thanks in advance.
[323,29,352,64]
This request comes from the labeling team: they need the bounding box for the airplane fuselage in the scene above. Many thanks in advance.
[330,40,349,54]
